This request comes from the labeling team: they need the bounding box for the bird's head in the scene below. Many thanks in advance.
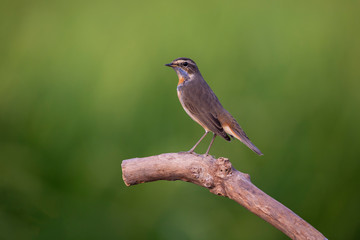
[165,57,199,81]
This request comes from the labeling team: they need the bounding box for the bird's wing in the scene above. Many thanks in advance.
[180,81,230,141]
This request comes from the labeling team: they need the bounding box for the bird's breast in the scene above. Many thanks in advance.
[177,89,182,101]
[177,88,210,132]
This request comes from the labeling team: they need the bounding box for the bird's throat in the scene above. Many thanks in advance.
[176,67,190,86]
[178,76,185,86]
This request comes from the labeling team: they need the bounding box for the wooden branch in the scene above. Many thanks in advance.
[121,152,327,240]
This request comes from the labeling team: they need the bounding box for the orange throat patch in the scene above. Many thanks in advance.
[178,77,185,86]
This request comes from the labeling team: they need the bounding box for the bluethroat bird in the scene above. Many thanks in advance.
[165,57,263,156]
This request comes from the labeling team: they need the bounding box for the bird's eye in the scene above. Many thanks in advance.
[183,62,188,66]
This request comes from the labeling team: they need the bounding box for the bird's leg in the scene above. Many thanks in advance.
[188,131,209,153]
[205,134,217,156]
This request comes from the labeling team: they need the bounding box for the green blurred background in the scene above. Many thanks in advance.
[1,0,359,239]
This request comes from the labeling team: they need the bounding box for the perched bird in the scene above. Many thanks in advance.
[165,57,263,156]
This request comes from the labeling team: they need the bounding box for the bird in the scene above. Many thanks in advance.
[165,57,263,156]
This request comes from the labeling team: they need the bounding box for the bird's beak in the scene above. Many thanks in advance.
[165,63,175,67]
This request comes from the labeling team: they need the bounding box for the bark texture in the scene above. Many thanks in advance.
[122,152,327,240]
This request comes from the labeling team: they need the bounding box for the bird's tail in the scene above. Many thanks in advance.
[223,123,263,156]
